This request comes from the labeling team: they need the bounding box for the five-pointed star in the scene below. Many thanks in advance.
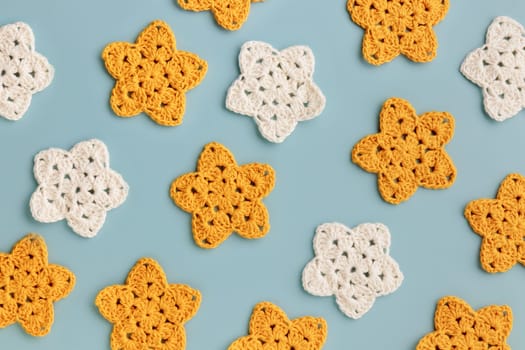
[170,142,275,248]
[0,22,54,120]
[0,234,75,336]
[103,20,207,126]
[96,258,201,350]
[228,302,327,350]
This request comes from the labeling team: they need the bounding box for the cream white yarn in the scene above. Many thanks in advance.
[461,16,525,121]
[226,41,326,143]
[302,222,403,319]
[30,139,129,238]
[0,22,54,120]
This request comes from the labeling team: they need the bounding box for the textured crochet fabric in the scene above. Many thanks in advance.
[0,234,75,336]
[461,16,525,121]
[464,173,525,273]
[302,222,403,319]
[226,41,326,143]
[347,0,449,65]
[0,22,54,120]
[102,20,207,126]
[177,0,263,31]
[416,296,512,350]
[227,302,327,350]
[30,139,129,238]
[95,258,201,350]
[352,97,456,204]
[170,142,275,248]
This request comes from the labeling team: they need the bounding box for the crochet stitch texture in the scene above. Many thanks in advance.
[227,302,327,350]
[416,296,512,350]
[302,222,403,319]
[170,142,275,248]
[177,0,263,31]
[29,139,129,238]
[461,16,525,121]
[0,234,75,336]
[102,20,207,126]
[465,173,525,273]
[0,22,54,120]
[352,97,456,204]
[347,0,449,65]
[95,258,201,350]
[226,41,326,143]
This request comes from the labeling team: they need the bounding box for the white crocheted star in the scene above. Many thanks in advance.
[0,22,54,120]
[302,222,403,319]
[461,16,525,121]
[30,139,129,238]
[226,41,326,143]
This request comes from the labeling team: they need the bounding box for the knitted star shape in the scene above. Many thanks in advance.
[347,0,449,65]
[30,139,129,238]
[95,258,201,350]
[0,22,54,120]
[102,20,207,126]
[170,142,275,248]
[177,0,263,31]
[226,41,326,143]
[227,302,327,350]
[416,296,512,350]
[464,173,525,273]
[352,97,456,204]
[0,234,75,336]
[461,16,525,121]
[302,222,403,319]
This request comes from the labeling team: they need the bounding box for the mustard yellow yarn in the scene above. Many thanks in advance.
[95,258,201,350]
[178,0,263,31]
[347,0,449,65]
[228,302,327,350]
[465,173,525,273]
[102,20,207,126]
[170,142,275,248]
[417,296,512,350]
[352,97,456,204]
[0,234,75,336]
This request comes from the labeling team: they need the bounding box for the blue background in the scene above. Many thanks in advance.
[1,0,525,349]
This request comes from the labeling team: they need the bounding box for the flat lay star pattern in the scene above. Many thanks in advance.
[102,20,207,126]
[302,222,403,319]
[177,0,263,31]
[30,139,129,238]
[0,234,75,336]
[461,16,525,121]
[347,0,449,65]
[227,302,327,350]
[465,173,525,273]
[170,142,275,248]
[0,22,53,120]
[416,296,512,350]
[96,258,201,350]
[352,97,456,204]
[226,41,326,143]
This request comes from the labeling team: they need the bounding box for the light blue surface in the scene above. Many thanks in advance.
[1,0,525,349]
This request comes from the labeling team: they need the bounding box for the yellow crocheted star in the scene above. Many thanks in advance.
[170,142,275,248]
[347,0,449,65]
[177,0,263,31]
[228,302,327,350]
[416,296,512,350]
[0,234,75,336]
[102,20,207,126]
[465,173,525,273]
[95,258,201,350]
[352,97,456,204]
